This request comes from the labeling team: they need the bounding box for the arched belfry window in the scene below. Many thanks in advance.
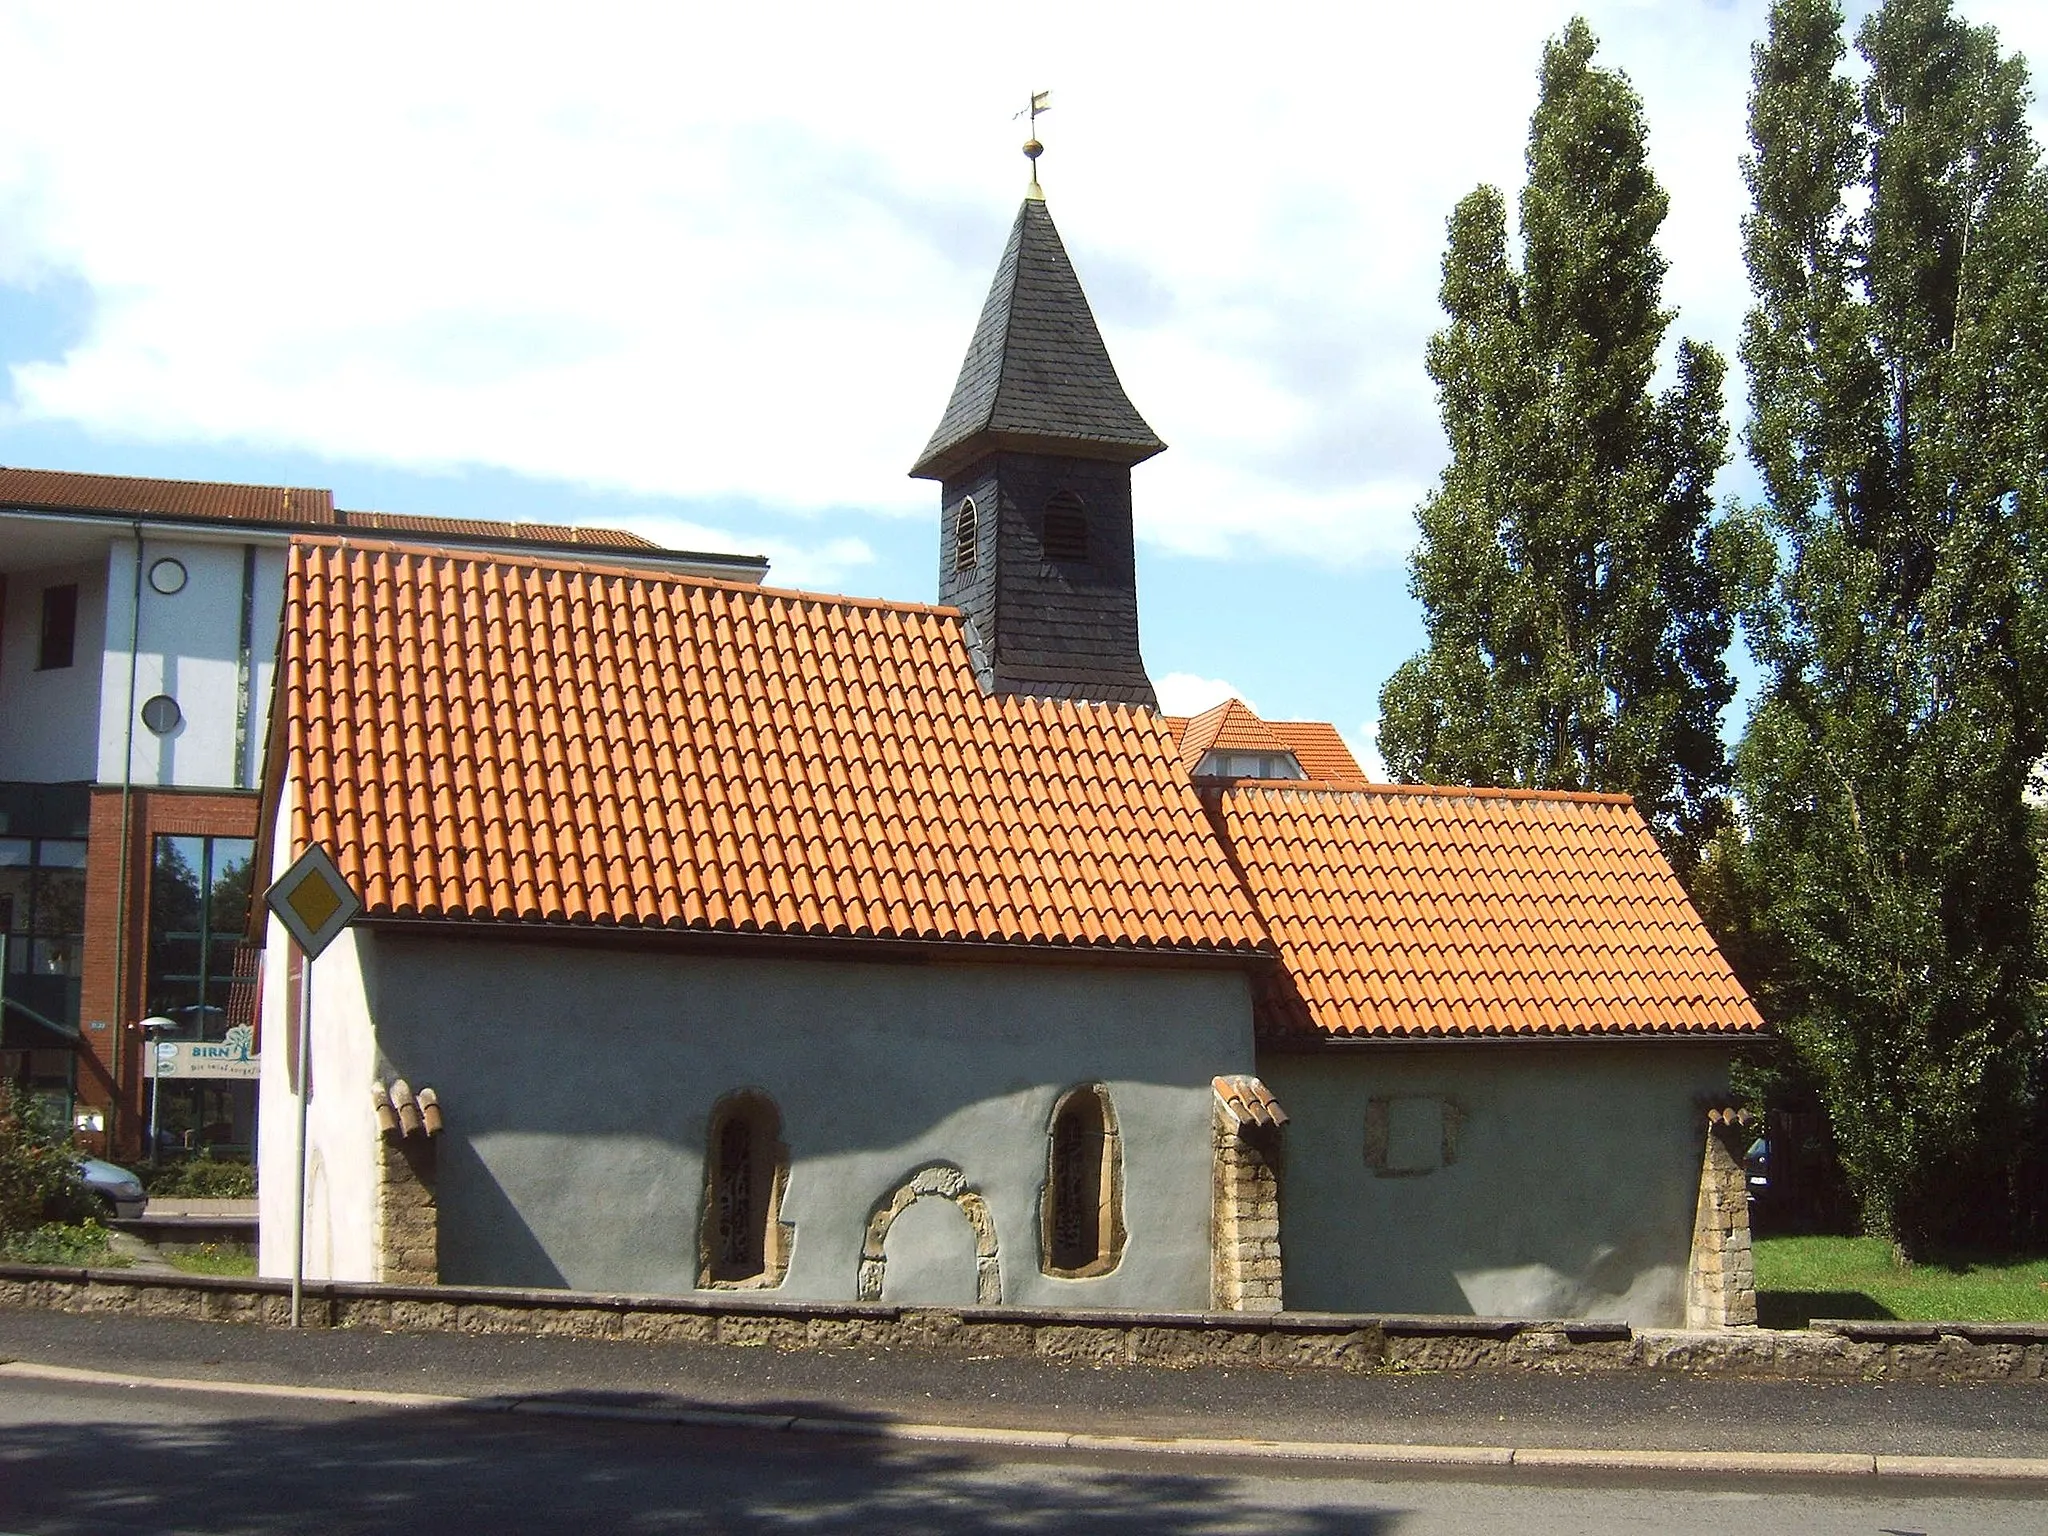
[1041,490,1088,563]
[1041,1083,1125,1278]
[698,1090,792,1289]
[955,496,979,572]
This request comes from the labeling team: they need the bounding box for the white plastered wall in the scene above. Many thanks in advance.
[255,779,382,1281]
[0,556,106,783]
[99,537,272,790]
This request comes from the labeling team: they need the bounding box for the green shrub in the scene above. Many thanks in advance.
[0,1219,121,1267]
[0,1082,81,1236]
[141,1152,256,1200]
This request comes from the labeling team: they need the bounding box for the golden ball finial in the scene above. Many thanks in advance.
[1023,138,1043,162]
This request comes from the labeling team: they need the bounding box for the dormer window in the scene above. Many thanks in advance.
[955,497,979,572]
[1041,491,1088,563]
[1195,750,1306,781]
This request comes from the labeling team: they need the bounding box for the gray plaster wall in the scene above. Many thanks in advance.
[363,935,1255,1310]
[1262,1043,1734,1327]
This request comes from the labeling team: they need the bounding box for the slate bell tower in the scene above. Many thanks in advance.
[911,137,1163,709]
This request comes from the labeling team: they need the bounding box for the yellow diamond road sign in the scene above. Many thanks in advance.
[265,844,362,960]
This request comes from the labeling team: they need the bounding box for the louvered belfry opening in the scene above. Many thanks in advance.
[1041,490,1088,563]
[955,496,979,572]
[914,194,1164,709]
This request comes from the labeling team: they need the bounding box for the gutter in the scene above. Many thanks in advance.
[357,914,1278,973]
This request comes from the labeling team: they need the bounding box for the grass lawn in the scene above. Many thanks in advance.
[163,1243,257,1278]
[1755,1235,2048,1327]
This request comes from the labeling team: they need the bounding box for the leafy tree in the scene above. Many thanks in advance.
[0,1082,79,1237]
[1733,0,2048,1252]
[1378,16,1735,874]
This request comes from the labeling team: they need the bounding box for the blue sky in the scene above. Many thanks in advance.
[1,1,2042,775]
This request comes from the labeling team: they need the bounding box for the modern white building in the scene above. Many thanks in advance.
[0,468,763,1159]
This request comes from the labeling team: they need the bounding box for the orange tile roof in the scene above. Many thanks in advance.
[1209,783,1763,1039]
[277,539,1272,956]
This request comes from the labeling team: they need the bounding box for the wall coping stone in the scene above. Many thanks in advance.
[1,1265,2041,1381]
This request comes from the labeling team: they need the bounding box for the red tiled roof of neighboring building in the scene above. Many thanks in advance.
[277,539,1272,955]
[1264,722,1366,785]
[1174,698,1292,771]
[335,510,662,550]
[1161,706,1368,784]
[1209,782,1763,1039]
[0,465,711,560]
[0,466,333,524]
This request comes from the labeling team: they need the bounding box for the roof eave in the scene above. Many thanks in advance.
[909,427,1168,483]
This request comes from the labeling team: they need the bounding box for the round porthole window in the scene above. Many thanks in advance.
[140,694,182,735]
[147,558,188,596]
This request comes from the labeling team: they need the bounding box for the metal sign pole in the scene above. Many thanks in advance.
[289,950,313,1329]
[262,842,360,1333]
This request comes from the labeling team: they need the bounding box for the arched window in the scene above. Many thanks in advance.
[955,496,979,572]
[1041,490,1088,563]
[1041,1083,1125,1277]
[699,1090,791,1288]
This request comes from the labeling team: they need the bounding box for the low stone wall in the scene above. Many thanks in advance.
[2,1264,2043,1382]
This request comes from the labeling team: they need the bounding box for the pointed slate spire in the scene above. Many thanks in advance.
[911,198,1165,483]
[917,191,1162,711]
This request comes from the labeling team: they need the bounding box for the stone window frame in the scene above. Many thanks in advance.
[1039,1082,1126,1279]
[697,1088,793,1290]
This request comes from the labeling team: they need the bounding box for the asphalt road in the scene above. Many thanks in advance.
[2,1308,2044,1460]
[5,1373,2047,1535]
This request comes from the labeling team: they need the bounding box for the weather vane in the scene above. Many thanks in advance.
[1015,89,1050,198]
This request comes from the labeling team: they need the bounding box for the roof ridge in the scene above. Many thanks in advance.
[1217,780,1636,808]
[287,533,970,623]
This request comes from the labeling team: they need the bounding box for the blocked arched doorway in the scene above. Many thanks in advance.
[857,1162,1000,1306]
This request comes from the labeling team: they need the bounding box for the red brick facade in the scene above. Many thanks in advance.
[76,786,259,1159]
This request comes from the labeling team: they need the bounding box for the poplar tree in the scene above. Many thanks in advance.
[1735,0,2048,1250]
[1378,17,1735,874]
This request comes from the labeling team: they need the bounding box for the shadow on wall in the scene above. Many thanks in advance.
[0,1398,1400,1535]
[436,1137,570,1289]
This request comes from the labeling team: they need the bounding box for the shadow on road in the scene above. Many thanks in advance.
[0,1390,1405,1534]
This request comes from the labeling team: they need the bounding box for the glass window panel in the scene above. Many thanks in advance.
[0,839,29,868]
[30,937,80,977]
[208,839,255,933]
[32,865,85,938]
[0,867,29,945]
[35,840,86,869]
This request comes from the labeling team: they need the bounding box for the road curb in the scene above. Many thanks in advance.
[5,1359,2046,1483]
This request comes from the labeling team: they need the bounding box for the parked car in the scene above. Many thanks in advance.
[77,1157,147,1220]
[1745,1138,1770,1205]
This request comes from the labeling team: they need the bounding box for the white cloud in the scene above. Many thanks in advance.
[1154,672,1253,717]
[0,2,2041,567]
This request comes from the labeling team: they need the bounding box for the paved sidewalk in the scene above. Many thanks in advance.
[3,1306,2044,1480]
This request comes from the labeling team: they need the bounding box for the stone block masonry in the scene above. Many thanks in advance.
[2,1265,2043,1381]
[1686,1109,1758,1329]
[1211,1097,1283,1311]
